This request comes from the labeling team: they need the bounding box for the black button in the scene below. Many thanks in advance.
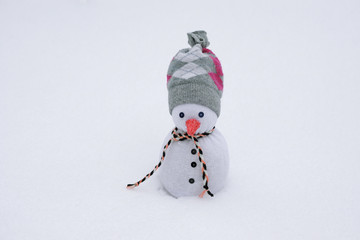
[191,149,197,155]
[191,162,197,168]
[189,178,195,184]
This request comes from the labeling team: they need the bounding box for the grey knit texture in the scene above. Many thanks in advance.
[187,31,210,48]
[167,31,223,116]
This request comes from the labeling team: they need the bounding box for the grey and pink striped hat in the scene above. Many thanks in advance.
[167,30,224,116]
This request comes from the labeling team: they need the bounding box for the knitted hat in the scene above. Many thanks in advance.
[167,30,224,116]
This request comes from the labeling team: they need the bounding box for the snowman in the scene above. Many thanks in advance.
[127,31,229,198]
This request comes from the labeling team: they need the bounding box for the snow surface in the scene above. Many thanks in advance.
[1,0,360,239]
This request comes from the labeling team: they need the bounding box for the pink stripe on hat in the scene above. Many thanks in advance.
[209,55,223,76]
[208,72,223,90]
[202,48,215,55]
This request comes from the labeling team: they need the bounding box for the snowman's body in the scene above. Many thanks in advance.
[158,104,230,198]
[159,129,229,198]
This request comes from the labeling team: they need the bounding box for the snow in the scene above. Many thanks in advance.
[0,0,359,239]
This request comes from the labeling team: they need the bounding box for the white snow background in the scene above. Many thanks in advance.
[1,0,359,239]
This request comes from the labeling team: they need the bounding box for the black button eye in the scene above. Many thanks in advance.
[179,112,185,118]
[198,112,204,118]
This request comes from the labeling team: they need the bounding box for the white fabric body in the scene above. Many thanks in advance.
[158,129,229,198]
[159,103,229,198]
[171,103,218,134]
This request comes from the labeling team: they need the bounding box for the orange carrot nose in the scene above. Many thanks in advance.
[186,119,201,136]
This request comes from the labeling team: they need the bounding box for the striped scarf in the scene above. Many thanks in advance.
[127,126,216,198]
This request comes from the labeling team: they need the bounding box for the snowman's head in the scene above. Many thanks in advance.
[166,31,224,134]
[171,103,218,135]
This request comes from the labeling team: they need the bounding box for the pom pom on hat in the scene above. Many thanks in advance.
[187,30,210,48]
